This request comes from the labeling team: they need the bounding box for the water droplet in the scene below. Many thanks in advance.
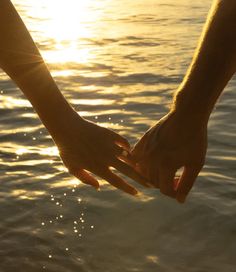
[41,222,45,226]
[66,248,69,251]
[74,230,78,233]
[49,255,52,259]
[60,215,63,218]
[91,225,94,229]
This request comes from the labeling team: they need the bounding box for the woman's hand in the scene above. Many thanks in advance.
[51,111,149,195]
[132,110,208,202]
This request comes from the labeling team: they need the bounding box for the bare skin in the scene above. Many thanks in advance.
[0,0,149,195]
[132,0,236,203]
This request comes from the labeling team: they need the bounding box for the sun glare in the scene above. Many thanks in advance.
[28,0,102,40]
[19,0,106,64]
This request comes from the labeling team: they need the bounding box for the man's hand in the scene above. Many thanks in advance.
[132,110,208,203]
[52,111,149,195]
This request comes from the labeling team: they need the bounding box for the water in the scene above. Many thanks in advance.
[0,0,236,271]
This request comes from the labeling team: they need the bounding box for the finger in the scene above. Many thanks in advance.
[176,165,202,203]
[75,169,100,189]
[116,149,136,167]
[112,159,151,188]
[136,161,149,180]
[113,144,124,156]
[149,169,159,188]
[131,136,148,162]
[101,169,138,196]
[174,177,180,190]
[159,166,177,198]
[112,144,136,167]
[147,160,159,188]
[112,133,130,150]
[119,155,136,167]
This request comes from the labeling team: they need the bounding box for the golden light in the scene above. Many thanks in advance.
[25,0,101,40]
[18,0,107,64]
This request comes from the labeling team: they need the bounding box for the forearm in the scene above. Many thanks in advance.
[173,0,236,120]
[0,0,77,137]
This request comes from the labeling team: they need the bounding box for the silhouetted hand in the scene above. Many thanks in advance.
[132,111,208,203]
[52,111,148,195]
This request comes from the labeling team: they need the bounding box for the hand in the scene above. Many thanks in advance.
[132,110,208,203]
[51,111,148,195]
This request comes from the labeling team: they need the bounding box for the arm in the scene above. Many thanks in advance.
[174,0,236,120]
[0,0,148,195]
[132,0,236,203]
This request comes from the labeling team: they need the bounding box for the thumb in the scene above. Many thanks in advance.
[176,164,203,203]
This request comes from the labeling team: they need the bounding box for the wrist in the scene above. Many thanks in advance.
[34,89,83,140]
[172,86,211,125]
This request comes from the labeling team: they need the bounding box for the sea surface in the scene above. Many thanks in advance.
[0,0,236,271]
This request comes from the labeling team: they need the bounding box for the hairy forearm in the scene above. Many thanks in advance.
[0,0,76,135]
[173,0,236,120]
